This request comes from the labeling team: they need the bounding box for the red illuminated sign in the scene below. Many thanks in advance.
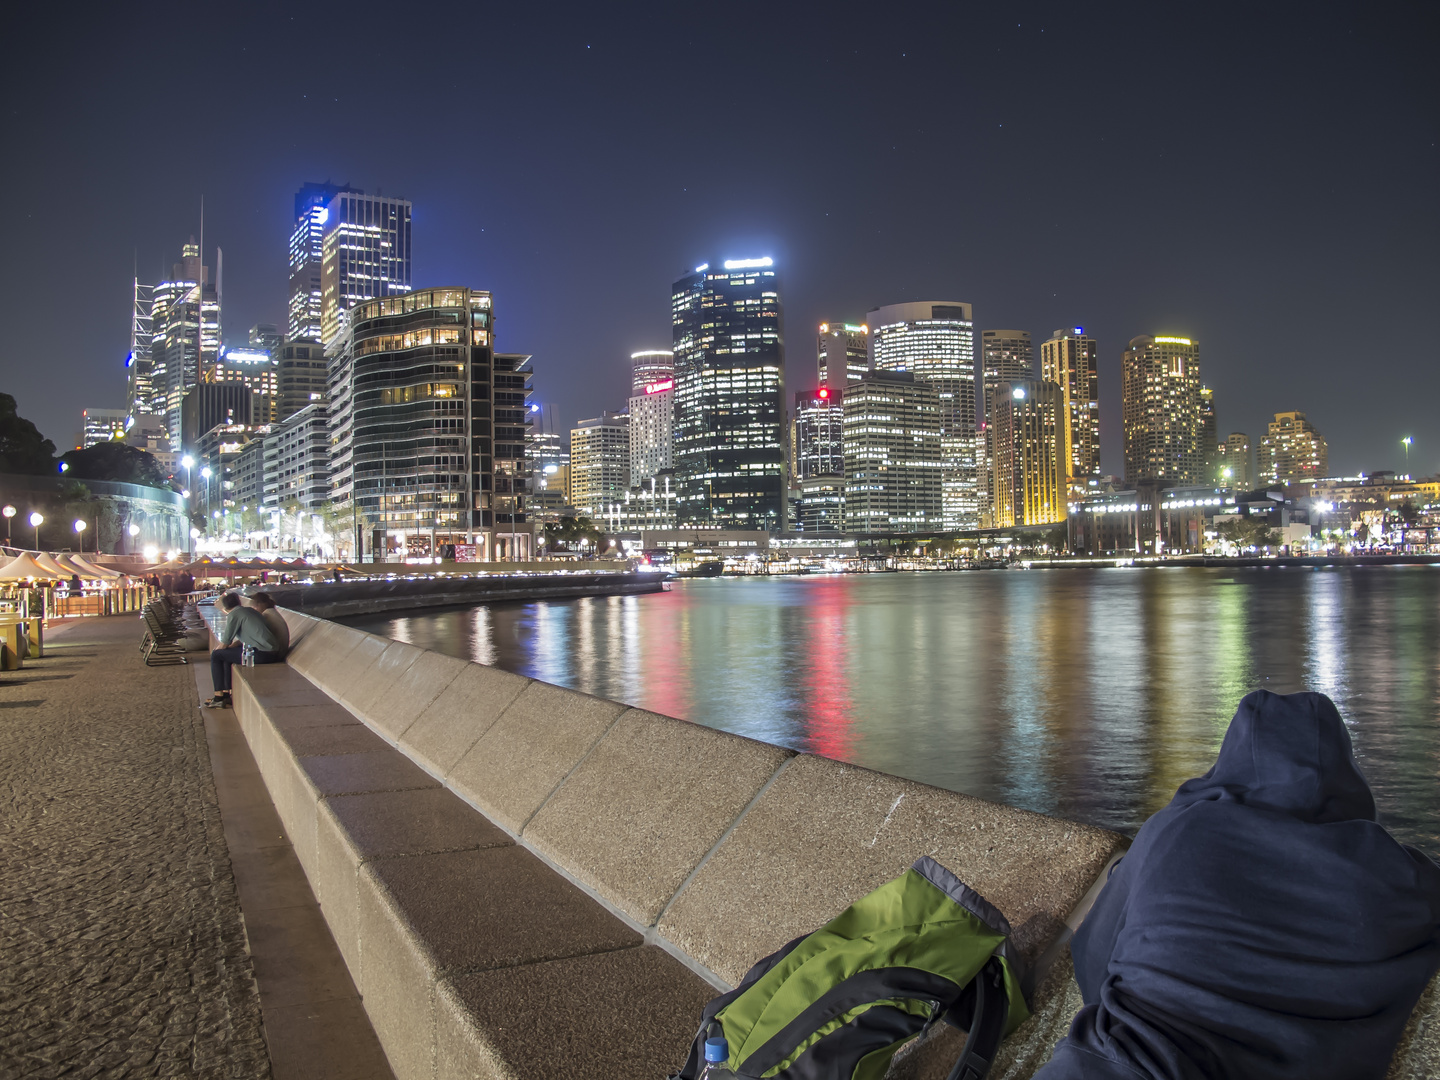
[644,379,674,394]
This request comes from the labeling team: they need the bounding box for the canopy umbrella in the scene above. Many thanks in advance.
[143,557,191,573]
[0,553,66,581]
[32,553,72,577]
[61,553,125,580]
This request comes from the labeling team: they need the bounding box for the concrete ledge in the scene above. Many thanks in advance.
[231,612,1143,1078]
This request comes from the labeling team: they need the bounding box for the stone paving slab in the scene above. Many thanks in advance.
[0,616,270,1077]
[435,946,712,1080]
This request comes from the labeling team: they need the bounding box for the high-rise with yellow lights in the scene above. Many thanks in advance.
[1039,328,1100,490]
[1122,334,1203,484]
[1258,411,1328,484]
[989,379,1066,528]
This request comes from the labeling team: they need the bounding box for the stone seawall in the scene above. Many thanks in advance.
[245,570,667,619]
[229,610,1119,1077]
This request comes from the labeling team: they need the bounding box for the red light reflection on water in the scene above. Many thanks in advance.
[796,579,856,760]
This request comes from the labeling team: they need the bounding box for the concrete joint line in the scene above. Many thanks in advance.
[655,753,797,930]
[516,702,632,836]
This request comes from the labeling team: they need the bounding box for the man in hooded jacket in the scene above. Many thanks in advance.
[1036,690,1440,1079]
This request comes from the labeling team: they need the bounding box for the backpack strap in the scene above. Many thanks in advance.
[946,956,1010,1080]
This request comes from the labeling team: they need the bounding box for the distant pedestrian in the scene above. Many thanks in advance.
[68,573,82,596]
[202,592,282,708]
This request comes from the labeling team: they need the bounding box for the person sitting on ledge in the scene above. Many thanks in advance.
[248,591,290,659]
[1035,689,1440,1079]
[203,592,281,708]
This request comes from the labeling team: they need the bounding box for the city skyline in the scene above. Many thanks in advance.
[3,5,1436,479]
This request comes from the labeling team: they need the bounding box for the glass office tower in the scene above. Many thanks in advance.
[868,301,978,530]
[671,258,786,530]
[288,182,362,342]
[320,192,413,347]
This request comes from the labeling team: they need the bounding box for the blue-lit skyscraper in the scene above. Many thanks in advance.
[671,259,786,530]
[288,182,361,341]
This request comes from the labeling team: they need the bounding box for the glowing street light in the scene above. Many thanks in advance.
[28,511,43,550]
[73,519,87,554]
[2,504,14,546]
[1402,436,1413,475]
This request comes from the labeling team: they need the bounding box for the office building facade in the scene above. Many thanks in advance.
[263,403,332,512]
[794,387,844,481]
[1199,386,1219,483]
[672,259,786,530]
[320,191,413,346]
[1122,334,1203,485]
[212,346,278,424]
[990,379,1066,528]
[276,340,329,421]
[152,241,221,450]
[569,412,630,517]
[288,181,362,341]
[818,322,869,391]
[868,301,978,530]
[80,408,127,449]
[1259,412,1328,485]
[1038,328,1101,487]
[126,278,157,421]
[1218,432,1254,489]
[181,382,252,453]
[842,371,943,534]
[336,288,531,560]
[980,329,1035,526]
[628,376,674,483]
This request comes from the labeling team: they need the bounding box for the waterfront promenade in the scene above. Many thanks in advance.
[0,617,271,1075]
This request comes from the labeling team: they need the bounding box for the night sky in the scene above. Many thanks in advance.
[4,2,1436,477]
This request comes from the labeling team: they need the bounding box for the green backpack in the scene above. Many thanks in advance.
[673,857,1030,1080]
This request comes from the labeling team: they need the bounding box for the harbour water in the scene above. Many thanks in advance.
[342,567,1440,852]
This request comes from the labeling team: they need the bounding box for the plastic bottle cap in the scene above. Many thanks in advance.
[704,1036,729,1063]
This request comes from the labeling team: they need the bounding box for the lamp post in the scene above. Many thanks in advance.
[2,504,14,546]
[29,511,43,550]
[128,522,140,557]
[74,519,86,554]
[200,467,213,526]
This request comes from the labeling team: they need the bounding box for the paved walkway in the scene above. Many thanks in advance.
[0,617,270,1077]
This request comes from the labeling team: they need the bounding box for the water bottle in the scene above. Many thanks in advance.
[698,1036,737,1079]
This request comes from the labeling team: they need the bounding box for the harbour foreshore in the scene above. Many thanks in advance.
[218,607,1440,1079]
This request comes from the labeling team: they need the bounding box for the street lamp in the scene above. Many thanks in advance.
[1402,436,1413,476]
[73,519,86,554]
[28,511,43,550]
[2,504,14,546]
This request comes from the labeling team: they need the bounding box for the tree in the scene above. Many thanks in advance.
[59,441,169,487]
[0,393,57,475]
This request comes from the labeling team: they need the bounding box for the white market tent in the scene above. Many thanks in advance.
[0,553,65,581]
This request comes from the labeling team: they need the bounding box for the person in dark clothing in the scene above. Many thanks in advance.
[1037,690,1440,1079]
[203,592,282,708]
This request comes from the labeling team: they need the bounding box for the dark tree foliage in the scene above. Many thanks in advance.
[59,441,170,488]
[0,393,57,475]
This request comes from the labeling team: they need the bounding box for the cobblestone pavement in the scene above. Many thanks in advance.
[0,617,271,1078]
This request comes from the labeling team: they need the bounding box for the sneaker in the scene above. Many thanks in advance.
[202,695,232,709]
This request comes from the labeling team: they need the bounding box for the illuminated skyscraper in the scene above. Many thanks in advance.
[288,182,361,341]
[1218,432,1253,489]
[1198,386,1219,482]
[1258,412,1328,485]
[629,350,674,395]
[842,371,943,534]
[275,340,328,422]
[333,288,530,560]
[319,191,412,346]
[212,346,278,424]
[1038,328,1100,487]
[152,240,221,451]
[1122,334,1202,485]
[126,279,157,421]
[868,301,978,530]
[569,412,630,517]
[80,409,127,449]
[672,258,785,530]
[989,380,1066,528]
[628,376,674,483]
[817,322,869,391]
[980,329,1034,525]
[794,387,844,481]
